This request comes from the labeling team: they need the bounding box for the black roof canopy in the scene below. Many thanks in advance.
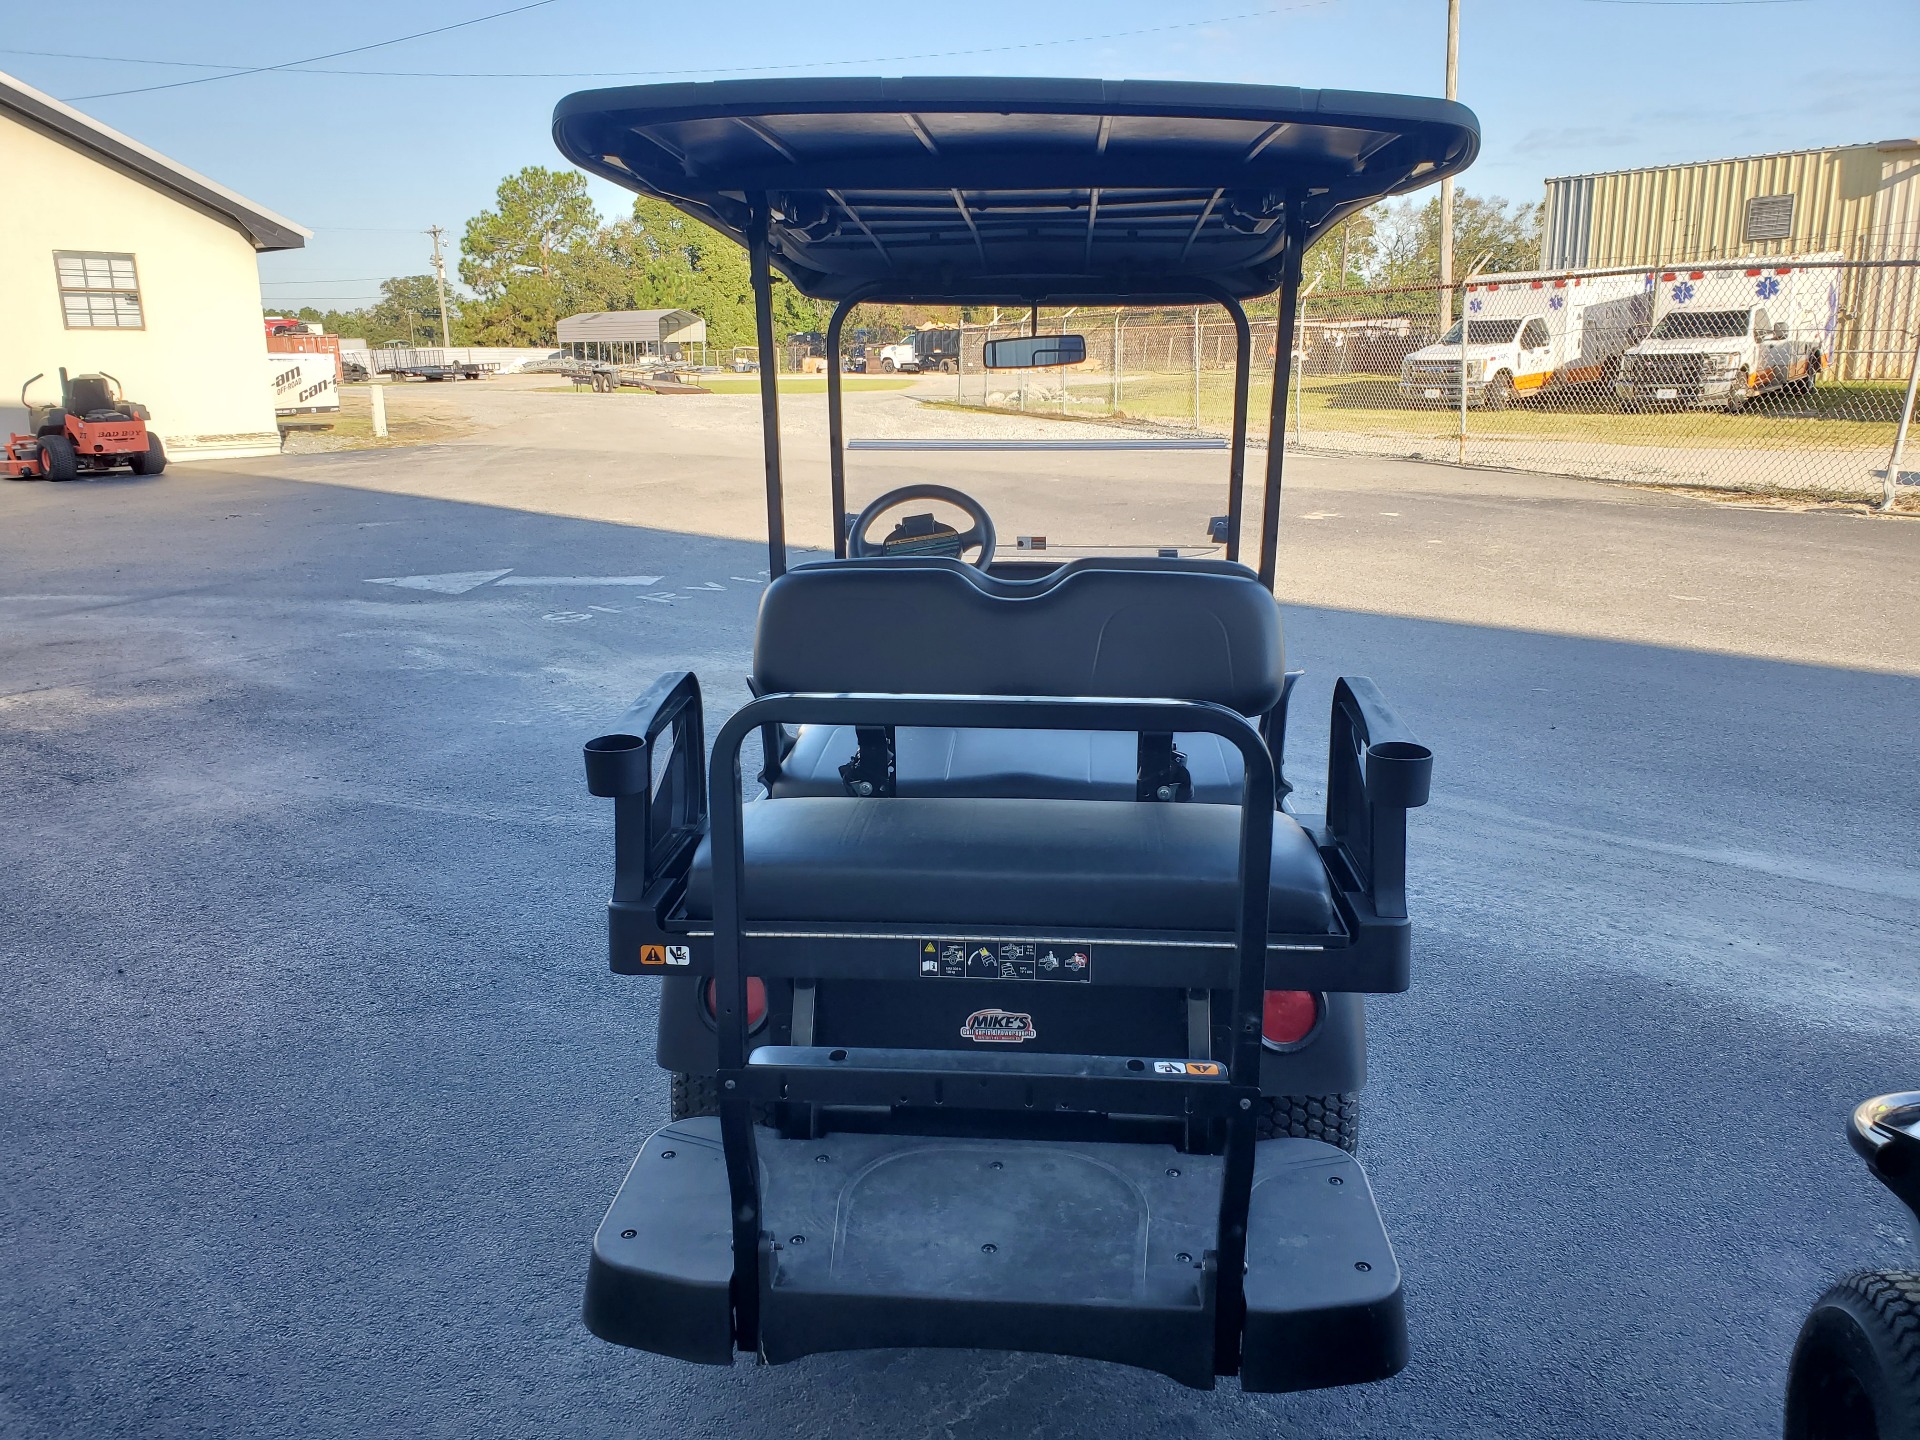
[552,77,1479,304]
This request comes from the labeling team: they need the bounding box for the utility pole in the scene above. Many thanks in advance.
[1437,0,1460,330]
[426,224,453,350]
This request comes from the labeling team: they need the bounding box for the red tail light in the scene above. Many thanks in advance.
[704,977,769,1032]
[1261,990,1320,1049]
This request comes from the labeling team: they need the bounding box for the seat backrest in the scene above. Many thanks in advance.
[65,376,116,415]
[754,560,1284,714]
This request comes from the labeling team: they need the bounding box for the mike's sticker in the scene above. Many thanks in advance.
[960,1009,1037,1044]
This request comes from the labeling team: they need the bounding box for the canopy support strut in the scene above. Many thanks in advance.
[1257,201,1305,590]
[749,195,788,578]
[1219,294,1251,565]
[825,298,852,558]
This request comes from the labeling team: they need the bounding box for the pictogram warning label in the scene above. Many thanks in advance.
[640,945,667,966]
[916,939,1091,981]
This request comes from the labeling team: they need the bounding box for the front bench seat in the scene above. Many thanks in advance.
[683,796,1337,937]
[757,557,1274,804]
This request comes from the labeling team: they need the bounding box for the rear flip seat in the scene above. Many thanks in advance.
[684,796,1336,936]
[769,724,1246,802]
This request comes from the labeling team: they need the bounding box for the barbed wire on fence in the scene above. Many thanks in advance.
[941,257,1920,507]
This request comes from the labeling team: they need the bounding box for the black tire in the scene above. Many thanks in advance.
[1727,368,1751,414]
[939,359,956,374]
[128,435,166,476]
[37,432,77,481]
[669,1072,776,1126]
[880,357,896,373]
[1785,1270,1920,1440]
[1483,372,1514,410]
[1256,1092,1359,1154]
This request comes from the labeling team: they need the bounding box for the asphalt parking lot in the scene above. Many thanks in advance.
[4,379,1918,1439]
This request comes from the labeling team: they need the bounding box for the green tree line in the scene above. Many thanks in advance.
[280,167,1543,347]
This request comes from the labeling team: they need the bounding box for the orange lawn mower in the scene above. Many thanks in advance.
[5,369,165,481]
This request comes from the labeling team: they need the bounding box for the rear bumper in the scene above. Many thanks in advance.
[584,1118,1405,1392]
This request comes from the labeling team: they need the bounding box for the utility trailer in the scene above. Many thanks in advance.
[366,347,496,381]
[554,75,1478,1393]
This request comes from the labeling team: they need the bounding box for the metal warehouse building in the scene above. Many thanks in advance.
[1541,139,1920,377]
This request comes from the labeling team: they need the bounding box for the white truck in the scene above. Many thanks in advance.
[1615,254,1842,411]
[1400,268,1653,408]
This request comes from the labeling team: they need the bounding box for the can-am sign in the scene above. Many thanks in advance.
[960,1008,1037,1043]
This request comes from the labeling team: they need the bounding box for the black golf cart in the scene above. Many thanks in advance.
[1785,1093,1920,1438]
[556,77,1477,1392]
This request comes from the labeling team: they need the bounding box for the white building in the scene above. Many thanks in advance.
[0,70,308,460]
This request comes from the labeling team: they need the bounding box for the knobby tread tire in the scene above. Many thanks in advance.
[1256,1092,1360,1153]
[1785,1269,1920,1440]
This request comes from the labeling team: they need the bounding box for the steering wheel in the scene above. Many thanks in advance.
[848,484,997,568]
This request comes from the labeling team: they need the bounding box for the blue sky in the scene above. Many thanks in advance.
[6,0,1915,311]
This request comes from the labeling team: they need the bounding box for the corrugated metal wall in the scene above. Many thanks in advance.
[1541,143,1920,376]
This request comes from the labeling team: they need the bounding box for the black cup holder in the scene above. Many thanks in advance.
[583,733,649,798]
[1365,738,1433,809]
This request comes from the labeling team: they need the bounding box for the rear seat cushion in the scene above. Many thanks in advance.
[684,796,1337,937]
[770,725,1245,804]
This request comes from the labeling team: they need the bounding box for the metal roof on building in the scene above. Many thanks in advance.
[0,68,308,252]
[556,309,707,343]
[551,77,1479,304]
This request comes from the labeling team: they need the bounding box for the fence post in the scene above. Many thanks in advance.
[1457,279,1470,466]
[1880,328,1920,512]
[369,378,388,438]
[1111,312,1122,416]
[1192,307,1202,429]
[1293,294,1305,448]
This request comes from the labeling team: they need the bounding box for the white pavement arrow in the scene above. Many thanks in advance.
[492,575,662,587]
[363,571,664,595]
[364,570,512,595]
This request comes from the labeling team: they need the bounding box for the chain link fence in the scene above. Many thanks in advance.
[947,258,1920,507]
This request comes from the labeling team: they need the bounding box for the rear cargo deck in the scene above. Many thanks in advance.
[584,1119,1405,1391]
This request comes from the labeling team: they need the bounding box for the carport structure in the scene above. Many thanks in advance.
[557,308,708,365]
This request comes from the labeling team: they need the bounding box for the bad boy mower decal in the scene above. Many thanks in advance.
[960,1009,1038,1043]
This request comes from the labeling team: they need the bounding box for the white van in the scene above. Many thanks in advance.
[1400,268,1652,408]
[1616,254,1842,411]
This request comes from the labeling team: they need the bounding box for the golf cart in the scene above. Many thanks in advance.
[556,77,1477,1391]
[1785,1093,1920,1438]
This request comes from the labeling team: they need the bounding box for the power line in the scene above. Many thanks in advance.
[22,2,1341,86]
[61,0,563,101]
[259,276,396,285]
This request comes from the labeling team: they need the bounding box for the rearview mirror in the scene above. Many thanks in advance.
[982,333,1087,369]
[1771,323,1789,341]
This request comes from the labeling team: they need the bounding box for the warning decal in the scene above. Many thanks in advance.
[916,939,1091,981]
[1153,1059,1226,1076]
[640,945,667,966]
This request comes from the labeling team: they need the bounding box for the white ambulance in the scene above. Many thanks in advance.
[1615,254,1842,411]
[1400,268,1653,408]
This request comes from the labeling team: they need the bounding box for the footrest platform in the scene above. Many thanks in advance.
[583,1119,1405,1391]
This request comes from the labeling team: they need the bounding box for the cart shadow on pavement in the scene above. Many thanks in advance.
[2,473,1916,1440]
